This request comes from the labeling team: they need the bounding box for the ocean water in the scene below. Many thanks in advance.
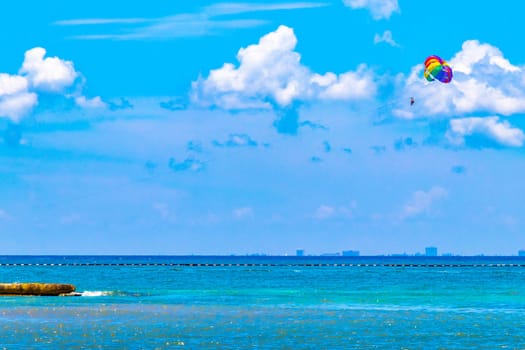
[1,256,525,349]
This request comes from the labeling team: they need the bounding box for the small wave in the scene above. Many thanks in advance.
[80,290,112,297]
[308,303,525,314]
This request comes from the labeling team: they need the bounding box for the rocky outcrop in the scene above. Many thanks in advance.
[0,283,76,296]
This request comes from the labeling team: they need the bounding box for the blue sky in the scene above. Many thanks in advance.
[1,0,525,255]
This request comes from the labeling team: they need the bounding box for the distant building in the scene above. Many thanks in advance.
[342,250,360,256]
[425,247,438,256]
[296,249,305,257]
[519,250,525,257]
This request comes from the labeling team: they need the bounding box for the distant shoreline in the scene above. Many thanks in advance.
[0,254,524,258]
[1,255,525,269]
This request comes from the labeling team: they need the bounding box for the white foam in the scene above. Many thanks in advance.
[80,290,111,297]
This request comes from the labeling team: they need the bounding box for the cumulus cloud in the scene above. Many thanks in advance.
[20,47,78,92]
[0,77,38,122]
[0,94,37,122]
[401,187,448,219]
[373,30,399,46]
[311,67,376,100]
[446,116,524,148]
[395,40,525,119]
[343,0,399,20]
[0,74,29,96]
[0,73,38,122]
[191,25,376,110]
[0,47,103,122]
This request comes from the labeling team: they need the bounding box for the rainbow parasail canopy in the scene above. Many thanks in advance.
[424,55,453,83]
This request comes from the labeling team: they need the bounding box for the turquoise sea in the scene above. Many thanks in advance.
[1,256,525,349]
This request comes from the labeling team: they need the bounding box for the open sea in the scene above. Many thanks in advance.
[1,255,525,349]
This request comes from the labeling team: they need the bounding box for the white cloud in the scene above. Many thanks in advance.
[0,73,28,95]
[55,3,328,40]
[401,187,448,219]
[343,0,399,19]
[313,202,356,220]
[75,95,107,109]
[233,207,254,219]
[395,40,525,119]
[192,25,376,109]
[20,47,78,92]
[0,73,38,122]
[205,2,328,15]
[0,47,103,122]
[311,66,375,100]
[446,116,524,147]
[0,92,38,122]
[373,30,399,47]
[54,18,152,26]
[452,41,519,75]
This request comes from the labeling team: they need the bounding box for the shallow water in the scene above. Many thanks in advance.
[1,256,525,348]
